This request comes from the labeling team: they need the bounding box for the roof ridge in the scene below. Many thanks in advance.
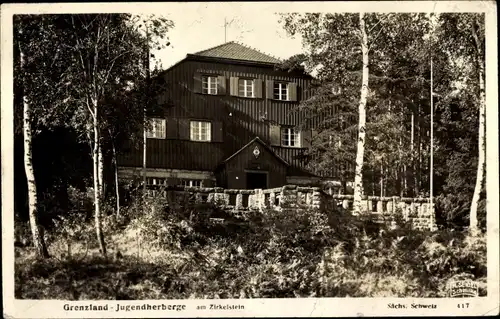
[234,41,281,62]
[193,41,236,55]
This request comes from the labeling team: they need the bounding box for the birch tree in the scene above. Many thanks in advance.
[433,13,485,232]
[351,12,369,213]
[16,24,50,259]
[14,15,74,258]
[280,13,400,211]
[468,16,485,235]
[53,14,172,255]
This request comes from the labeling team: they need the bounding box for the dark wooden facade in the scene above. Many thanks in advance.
[118,53,319,188]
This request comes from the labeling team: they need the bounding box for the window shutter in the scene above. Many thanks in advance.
[166,118,178,139]
[193,72,202,93]
[212,121,223,142]
[217,76,226,95]
[288,83,297,101]
[178,118,190,140]
[229,77,239,96]
[301,129,312,148]
[269,124,281,146]
[266,80,274,99]
[254,79,263,98]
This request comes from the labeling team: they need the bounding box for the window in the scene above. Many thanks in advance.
[274,82,289,100]
[146,177,167,186]
[281,127,300,147]
[238,79,254,97]
[202,75,218,95]
[146,118,166,139]
[190,121,211,142]
[180,179,202,187]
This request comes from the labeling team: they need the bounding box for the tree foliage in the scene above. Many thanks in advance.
[279,12,485,229]
[13,14,175,255]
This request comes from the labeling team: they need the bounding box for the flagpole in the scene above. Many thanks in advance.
[143,23,150,203]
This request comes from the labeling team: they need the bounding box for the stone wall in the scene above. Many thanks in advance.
[145,185,436,231]
[330,194,437,230]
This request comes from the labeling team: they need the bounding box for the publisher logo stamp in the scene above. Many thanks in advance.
[448,280,479,297]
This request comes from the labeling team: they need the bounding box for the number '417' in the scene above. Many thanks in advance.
[457,303,469,309]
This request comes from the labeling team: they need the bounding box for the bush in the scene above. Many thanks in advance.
[15,197,488,299]
[435,194,486,230]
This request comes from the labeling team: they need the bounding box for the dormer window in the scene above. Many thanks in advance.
[202,75,218,95]
[238,79,254,98]
[274,82,289,101]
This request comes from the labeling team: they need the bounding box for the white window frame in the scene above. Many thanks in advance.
[146,118,166,139]
[190,120,212,142]
[180,179,202,187]
[281,127,300,147]
[202,75,218,95]
[273,82,289,101]
[238,78,254,98]
[146,177,167,186]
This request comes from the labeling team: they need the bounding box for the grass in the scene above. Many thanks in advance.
[15,203,488,299]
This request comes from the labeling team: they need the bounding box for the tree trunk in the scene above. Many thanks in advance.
[398,122,404,197]
[92,101,106,256]
[98,139,105,200]
[97,136,106,200]
[417,111,422,195]
[380,164,384,198]
[23,93,50,259]
[410,110,415,197]
[112,141,120,217]
[353,12,369,214]
[19,32,49,259]
[469,19,485,236]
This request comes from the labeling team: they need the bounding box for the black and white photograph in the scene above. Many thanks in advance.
[1,1,499,318]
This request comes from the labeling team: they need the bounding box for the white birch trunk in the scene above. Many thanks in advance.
[112,141,120,217]
[98,139,105,200]
[353,12,369,214]
[92,100,106,255]
[19,31,49,259]
[469,20,485,236]
[23,93,50,258]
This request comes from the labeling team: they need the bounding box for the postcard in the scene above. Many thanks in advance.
[1,1,498,318]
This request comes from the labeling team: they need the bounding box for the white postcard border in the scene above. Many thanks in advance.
[2,1,498,318]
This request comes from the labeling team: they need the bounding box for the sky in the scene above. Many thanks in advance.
[148,3,304,70]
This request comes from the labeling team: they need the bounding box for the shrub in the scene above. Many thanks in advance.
[435,194,486,231]
[15,196,488,299]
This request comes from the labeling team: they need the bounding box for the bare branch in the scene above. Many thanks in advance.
[368,24,386,53]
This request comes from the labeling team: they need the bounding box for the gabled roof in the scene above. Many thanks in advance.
[191,41,282,64]
[223,137,289,166]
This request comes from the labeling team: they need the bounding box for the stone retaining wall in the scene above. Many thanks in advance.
[145,185,436,231]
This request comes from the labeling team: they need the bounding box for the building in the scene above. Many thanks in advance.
[118,41,332,190]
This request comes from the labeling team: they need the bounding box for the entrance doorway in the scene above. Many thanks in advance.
[246,171,268,189]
